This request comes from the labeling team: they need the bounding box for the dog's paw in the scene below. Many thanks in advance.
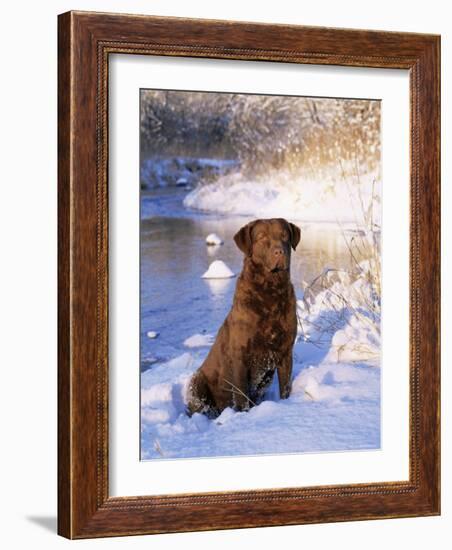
[279,385,292,400]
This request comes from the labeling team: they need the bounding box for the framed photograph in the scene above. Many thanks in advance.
[58,11,440,538]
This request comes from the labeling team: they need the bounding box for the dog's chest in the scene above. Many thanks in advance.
[259,317,291,350]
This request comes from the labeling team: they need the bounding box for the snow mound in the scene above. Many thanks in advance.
[201,260,235,279]
[184,170,380,225]
[292,362,378,404]
[184,333,214,348]
[205,233,224,246]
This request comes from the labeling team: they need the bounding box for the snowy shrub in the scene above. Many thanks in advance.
[298,231,381,366]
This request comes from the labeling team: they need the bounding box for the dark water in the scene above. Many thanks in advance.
[140,188,354,370]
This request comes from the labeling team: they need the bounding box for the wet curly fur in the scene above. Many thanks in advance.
[186,218,301,418]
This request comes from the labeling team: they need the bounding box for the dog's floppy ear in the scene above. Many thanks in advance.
[234,221,256,256]
[288,222,301,251]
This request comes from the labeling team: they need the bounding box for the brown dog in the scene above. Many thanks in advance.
[186,218,301,418]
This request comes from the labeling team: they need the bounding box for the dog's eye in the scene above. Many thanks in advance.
[255,232,266,240]
[281,231,289,241]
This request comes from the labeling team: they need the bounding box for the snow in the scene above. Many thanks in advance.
[141,262,380,460]
[140,346,380,459]
[201,260,235,279]
[292,363,378,404]
[184,333,214,348]
[298,261,380,367]
[140,157,238,189]
[184,170,380,226]
[205,233,224,246]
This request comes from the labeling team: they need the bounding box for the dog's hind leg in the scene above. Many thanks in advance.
[186,369,217,418]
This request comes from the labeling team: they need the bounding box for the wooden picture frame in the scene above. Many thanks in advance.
[58,11,440,539]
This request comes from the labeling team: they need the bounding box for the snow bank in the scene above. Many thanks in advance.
[141,348,380,459]
[201,260,235,279]
[140,157,238,189]
[184,170,380,225]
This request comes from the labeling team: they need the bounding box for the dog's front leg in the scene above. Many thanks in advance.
[277,352,293,399]
[226,360,251,412]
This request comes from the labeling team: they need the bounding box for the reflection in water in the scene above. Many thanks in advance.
[204,277,234,297]
[206,244,222,257]
[140,188,356,370]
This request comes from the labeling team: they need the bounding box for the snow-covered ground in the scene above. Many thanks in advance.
[140,157,238,189]
[184,170,380,226]
[141,263,380,460]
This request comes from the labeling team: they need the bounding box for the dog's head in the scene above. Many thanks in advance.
[234,218,301,274]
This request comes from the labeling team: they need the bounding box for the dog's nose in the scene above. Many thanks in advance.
[273,247,284,257]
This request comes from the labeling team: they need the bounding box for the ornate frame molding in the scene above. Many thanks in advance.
[58,11,440,538]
